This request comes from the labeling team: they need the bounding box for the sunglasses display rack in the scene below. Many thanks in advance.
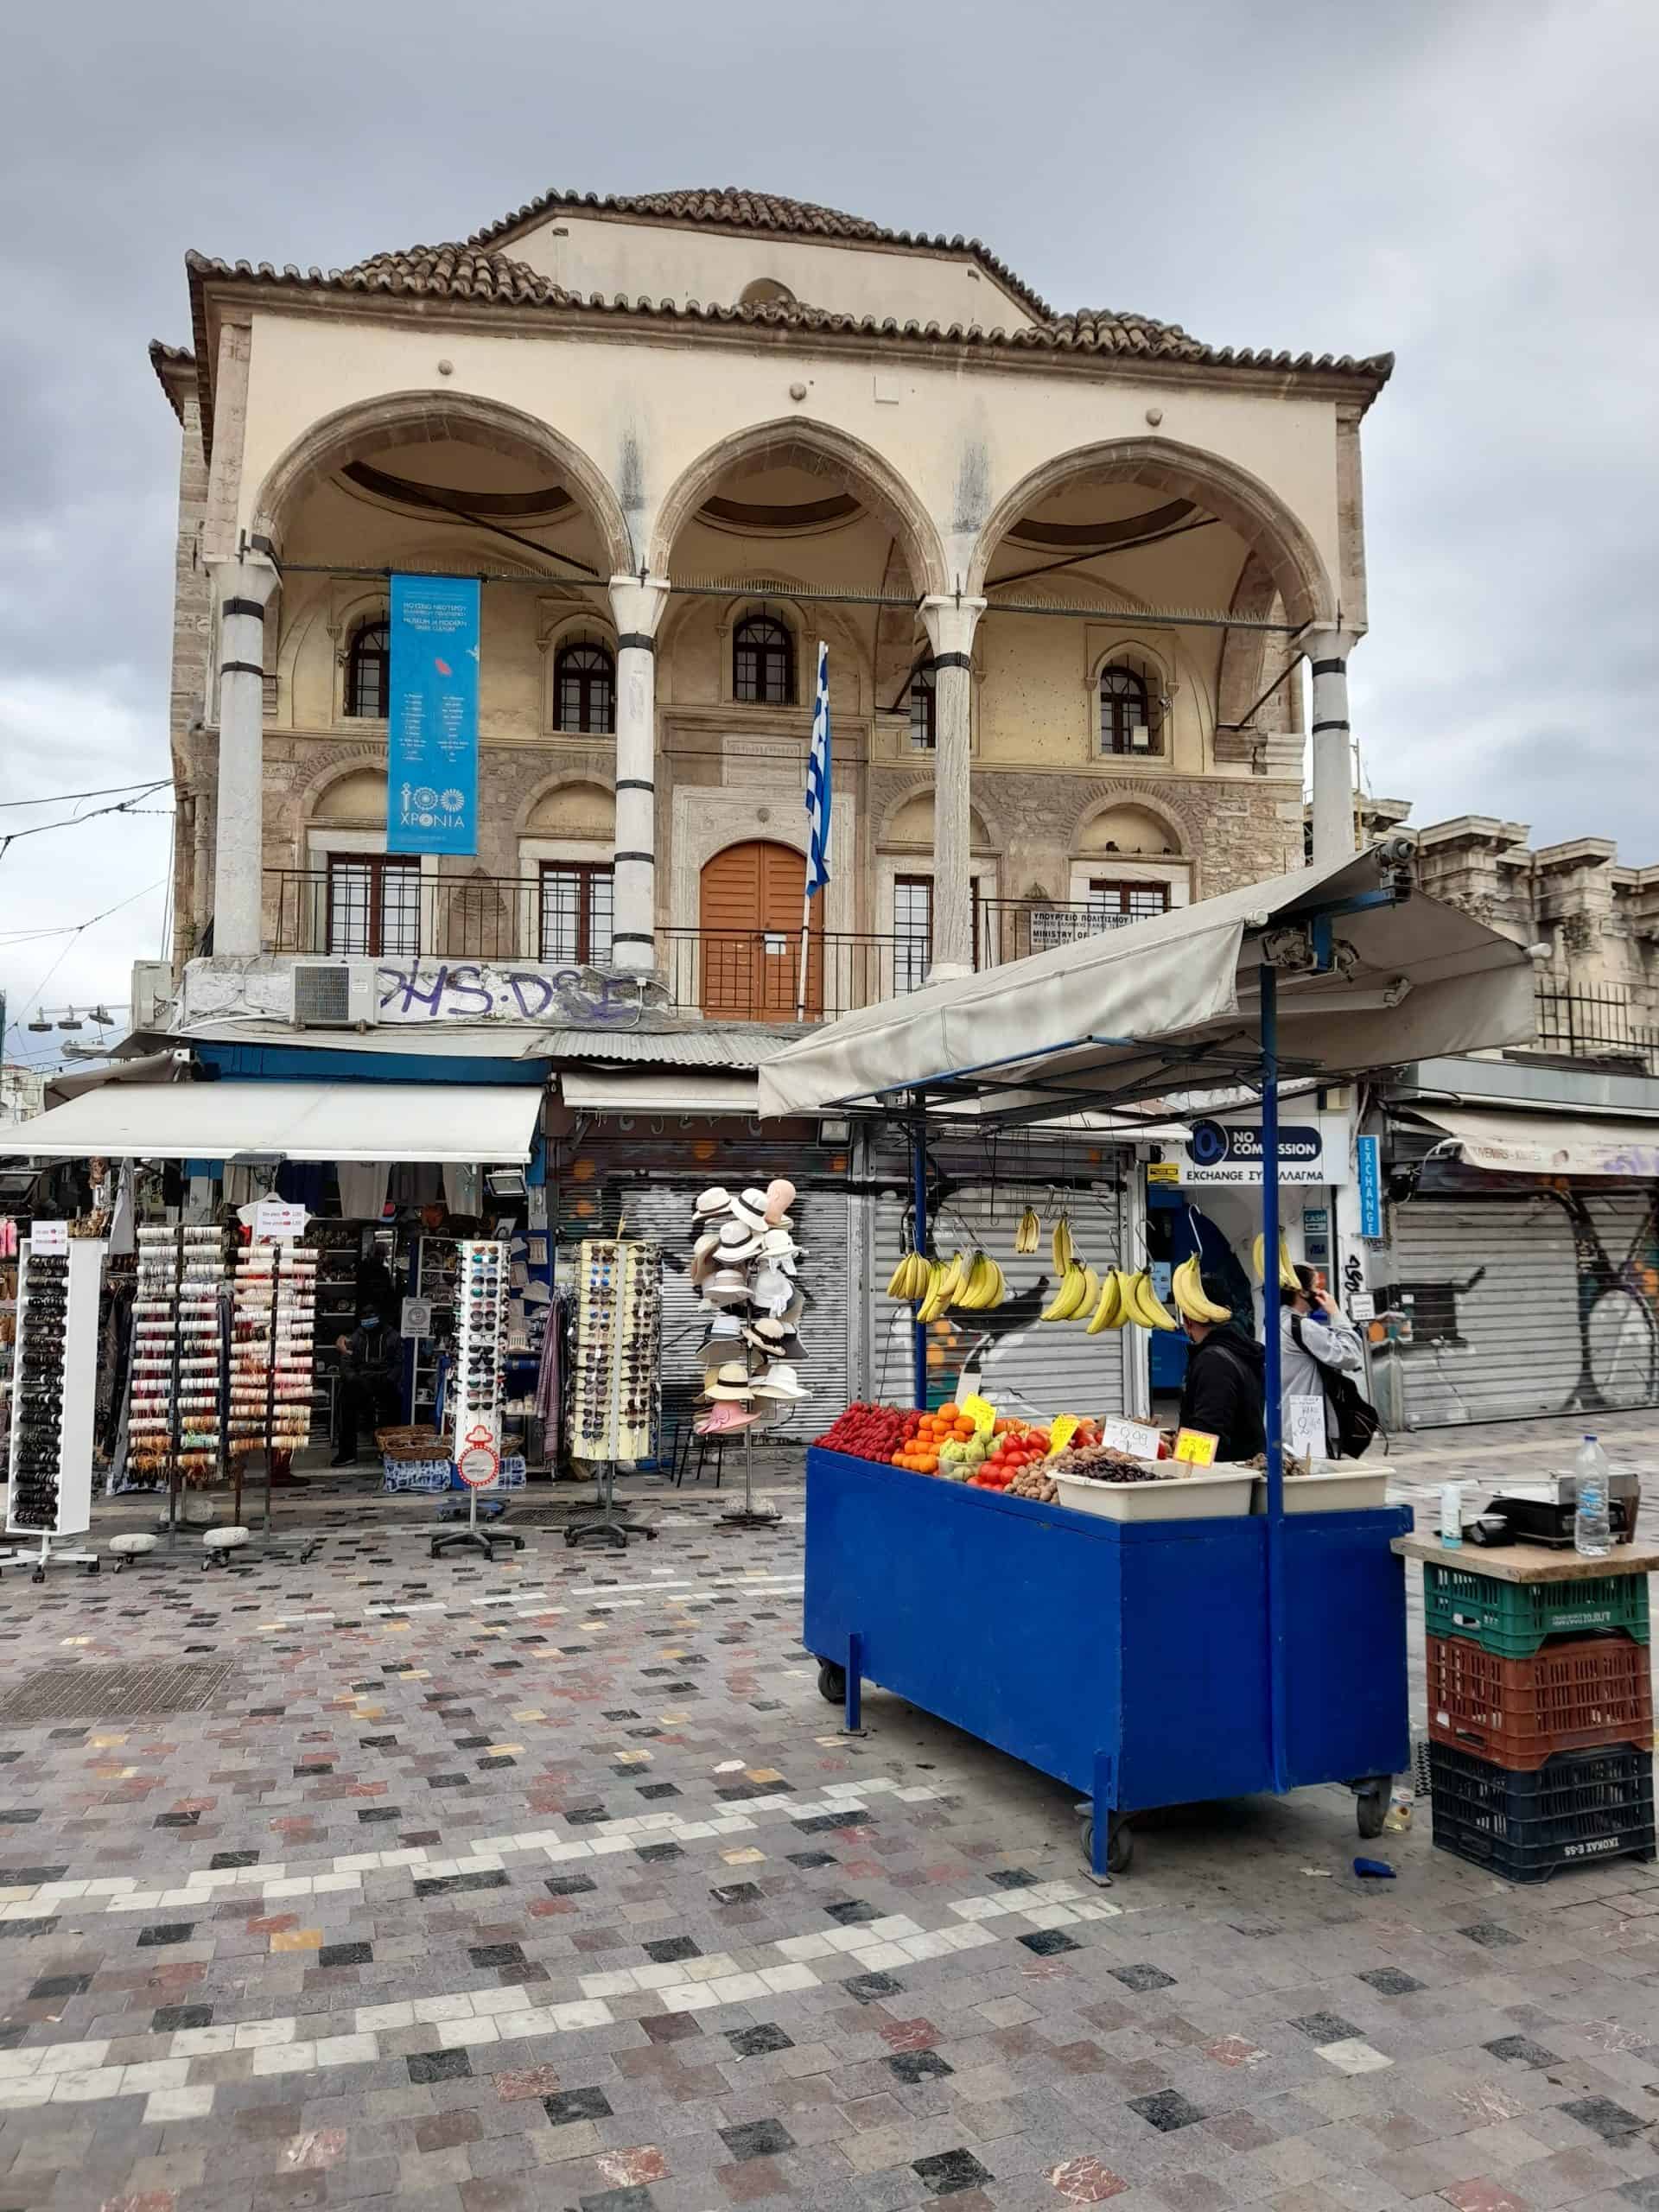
[229,1240,318,1532]
[129,1224,230,1534]
[433,1239,524,1561]
[566,1238,662,1550]
[410,1235,461,1426]
[3,1232,105,1581]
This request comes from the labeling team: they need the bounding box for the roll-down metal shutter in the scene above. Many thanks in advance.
[871,1179,1128,1419]
[1389,1189,1659,1427]
[598,1181,853,1449]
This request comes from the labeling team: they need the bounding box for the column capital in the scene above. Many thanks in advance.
[607,574,671,640]
[919,594,987,659]
[1299,624,1361,664]
[209,553,280,610]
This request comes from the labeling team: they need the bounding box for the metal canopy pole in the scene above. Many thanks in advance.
[910,1109,929,1410]
[1259,962,1288,1793]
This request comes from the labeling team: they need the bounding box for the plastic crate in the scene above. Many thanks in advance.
[1426,1633,1654,1769]
[1424,1560,1650,1657]
[1429,1740,1656,1883]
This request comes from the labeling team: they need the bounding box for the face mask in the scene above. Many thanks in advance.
[360,1314,380,1332]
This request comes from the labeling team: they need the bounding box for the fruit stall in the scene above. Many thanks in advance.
[759,850,1541,1877]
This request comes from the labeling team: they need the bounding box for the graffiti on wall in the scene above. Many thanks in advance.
[375,962,670,1026]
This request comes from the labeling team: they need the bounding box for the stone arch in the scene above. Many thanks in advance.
[1075,800,1184,860]
[649,417,948,599]
[301,752,391,826]
[515,772,616,839]
[1069,782,1198,858]
[1216,550,1292,733]
[878,779,1001,852]
[968,435,1334,626]
[250,391,634,575]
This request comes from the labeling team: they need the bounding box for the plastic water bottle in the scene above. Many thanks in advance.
[1575,1435,1612,1558]
[1440,1482,1463,1548]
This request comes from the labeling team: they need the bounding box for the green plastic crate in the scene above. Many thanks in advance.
[1425,1560,1650,1658]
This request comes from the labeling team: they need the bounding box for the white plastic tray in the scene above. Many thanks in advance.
[1251,1465,1390,1514]
[1052,1464,1255,1522]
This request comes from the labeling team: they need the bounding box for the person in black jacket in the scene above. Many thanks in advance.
[1177,1270,1267,1461]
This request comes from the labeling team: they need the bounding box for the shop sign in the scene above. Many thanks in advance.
[1181,1118,1323,1185]
[455,1422,500,1489]
[401,1297,434,1339]
[1349,1290,1376,1322]
[387,574,480,857]
[252,1198,308,1243]
[1146,1161,1180,1184]
[31,1220,67,1255]
[1356,1134,1383,1238]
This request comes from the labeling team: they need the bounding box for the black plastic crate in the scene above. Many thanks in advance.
[1429,1740,1656,1884]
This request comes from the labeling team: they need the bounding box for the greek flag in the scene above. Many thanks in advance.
[804,640,832,898]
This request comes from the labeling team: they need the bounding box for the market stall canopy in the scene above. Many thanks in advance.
[3,1080,542,1164]
[560,1070,760,1115]
[1409,1103,1659,1178]
[758,851,1538,1126]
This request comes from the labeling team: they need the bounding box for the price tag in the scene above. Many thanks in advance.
[960,1393,997,1440]
[1103,1416,1163,1459]
[1046,1414,1081,1456]
[252,1198,308,1243]
[31,1221,68,1256]
[1173,1427,1219,1466]
[1287,1395,1326,1461]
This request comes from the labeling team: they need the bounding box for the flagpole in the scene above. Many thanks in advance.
[798,640,830,1024]
[795,882,811,1024]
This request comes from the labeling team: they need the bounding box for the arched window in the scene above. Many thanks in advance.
[907,662,936,751]
[734,615,794,705]
[344,618,390,719]
[739,277,797,308]
[553,641,616,734]
[1098,664,1157,756]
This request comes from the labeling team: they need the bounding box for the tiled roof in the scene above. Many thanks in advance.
[341,244,572,303]
[148,338,194,423]
[464,184,1056,320]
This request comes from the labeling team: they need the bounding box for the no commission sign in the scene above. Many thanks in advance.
[1182,1118,1325,1185]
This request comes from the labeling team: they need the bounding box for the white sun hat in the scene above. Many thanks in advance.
[752,1361,808,1400]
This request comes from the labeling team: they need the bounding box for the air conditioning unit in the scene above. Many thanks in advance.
[1128,723,1153,753]
[290,960,378,1029]
[130,959,174,1032]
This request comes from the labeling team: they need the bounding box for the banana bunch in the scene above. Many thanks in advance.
[1071,1265,1179,1332]
[885,1248,931,1301]
[1171,1255,1232,1324]
[1014,1206,1041,1256]
[1051,1214,1075,1272]
[1041,1259,1099,1322]
[1086,1268,1128,1334]
[1123,1268,1179,1331]
[1251,1232,1301,1290]
[955,1249,1007,1312]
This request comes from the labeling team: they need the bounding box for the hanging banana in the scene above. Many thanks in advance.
[1014,1207,1040,1256]
[1171,1254,1232,1324]
[1085,1268,1125,1334]
[1251,1232,1301,1290]
[1051,1214,1074,1274]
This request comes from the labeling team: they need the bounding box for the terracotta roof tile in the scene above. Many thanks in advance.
[463,183,1056,319]
[148,338,195,423]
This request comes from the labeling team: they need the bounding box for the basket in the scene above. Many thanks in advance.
[1424,1560,1650,1658]
[1426,1633,1654,1769]
[1429,1740,1656,1883]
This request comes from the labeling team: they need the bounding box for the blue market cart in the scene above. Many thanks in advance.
[760,850,1538,1877]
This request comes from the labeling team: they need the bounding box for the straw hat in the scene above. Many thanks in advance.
[763,1178,797,1225]
[696,1400,762,1434]
[703,1361,755,1401]
[694,1186,734,1217]
[752,1362,808,1401]
[702,1268,752,1306]
[751,1263,793,1316]
[715,1220,762,1263]
[729,1189,769,1234]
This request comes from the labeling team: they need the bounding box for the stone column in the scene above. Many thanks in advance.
[919,594,987,978]
[209,554,279,957]
[606,576,671,973]
[1305,626,1360,868]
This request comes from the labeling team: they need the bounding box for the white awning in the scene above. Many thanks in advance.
[1414,1103,1659,1179]
[561,1070,760,1115]
[3,1081,543,1164]
[759,851,1538,1123]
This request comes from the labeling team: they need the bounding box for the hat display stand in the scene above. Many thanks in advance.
[687,1184,799,1535]
[718,1402,784,1533]
[566,1236,661,1551]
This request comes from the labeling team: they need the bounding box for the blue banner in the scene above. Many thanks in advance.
[1356,1133,1383,1239]
[387,575,480,855]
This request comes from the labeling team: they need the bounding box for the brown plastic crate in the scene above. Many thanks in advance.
[1427,1632,1654,1770]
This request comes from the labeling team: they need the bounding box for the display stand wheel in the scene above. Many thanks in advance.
[110,1534,157,1573]
[1353,1777,1390,1840]
[1078,1813,1134,1876]
[817,1659,847,1706]
[202,1526,251,1570]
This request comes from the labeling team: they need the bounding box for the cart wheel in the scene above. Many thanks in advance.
[1079,1814,1134,1875]
[86,1560,99,1575]
[112,1558,124,1573]
[563,1528,579,1548]
[1355,1779,1389,1840]
[817,1660,847,1706]
[30,1568,45,1585]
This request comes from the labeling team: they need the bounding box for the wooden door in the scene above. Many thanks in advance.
[699,841,823,1020]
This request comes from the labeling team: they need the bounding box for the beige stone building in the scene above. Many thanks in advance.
[149,185,1390,1014]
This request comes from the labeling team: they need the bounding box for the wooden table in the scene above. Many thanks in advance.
[1392,1533,1659,1584]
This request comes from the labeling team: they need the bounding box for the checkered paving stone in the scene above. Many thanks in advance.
[4,1452,1659,2212]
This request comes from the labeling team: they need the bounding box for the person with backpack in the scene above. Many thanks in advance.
[1281,1263,1379,1457]
[1177,1272,1267,1461]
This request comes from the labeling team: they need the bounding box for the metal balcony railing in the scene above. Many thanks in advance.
[1533,983,1649,1064]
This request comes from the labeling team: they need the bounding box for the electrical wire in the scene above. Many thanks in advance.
[0,782,169,860]
[0,778,170,810]
[3,878,168,1041]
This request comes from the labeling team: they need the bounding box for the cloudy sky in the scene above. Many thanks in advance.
[3,0,1654,1068]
